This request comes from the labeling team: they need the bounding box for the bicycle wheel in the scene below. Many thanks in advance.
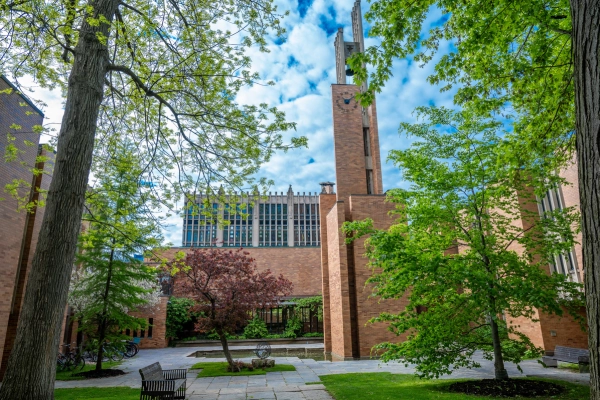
[73,354,86,370]
[123,344,135,358]
[62,356,75,371]
[110,348,124,362]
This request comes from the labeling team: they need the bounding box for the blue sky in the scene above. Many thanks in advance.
[29,0,456,246]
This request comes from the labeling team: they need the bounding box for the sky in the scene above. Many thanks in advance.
[26,0,456,246]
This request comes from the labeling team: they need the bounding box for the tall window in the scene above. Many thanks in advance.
[259,202,287,246]
[182,202,218,247]
[538,187,580,282]
[294,202,320,246]
[223,203,253,247]
[363,128,371,156]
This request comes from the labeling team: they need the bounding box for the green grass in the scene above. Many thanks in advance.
[319,373,590,400]
[54,387,139,400]
[558,362,580,371]
[191,361,296,377]
[55,361,122,381]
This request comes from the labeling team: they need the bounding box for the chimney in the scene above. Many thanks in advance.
[319,182,336,194]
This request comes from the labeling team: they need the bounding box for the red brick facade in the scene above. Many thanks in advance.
[0,76,48,378]
[504,160,588,353]
[320,78,408,360]
[137,246,323,348]
[157,246,322,298]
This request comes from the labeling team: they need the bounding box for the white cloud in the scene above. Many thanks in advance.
[18,1,456,246]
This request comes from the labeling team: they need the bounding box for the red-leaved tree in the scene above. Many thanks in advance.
[170,248,293,367]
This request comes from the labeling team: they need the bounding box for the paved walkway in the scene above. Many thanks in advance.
[55,345,590,399]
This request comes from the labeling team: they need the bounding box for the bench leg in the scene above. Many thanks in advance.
[542,357,558,367]
[175,382,186,399]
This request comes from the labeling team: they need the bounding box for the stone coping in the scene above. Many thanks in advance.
[175,337,324,348]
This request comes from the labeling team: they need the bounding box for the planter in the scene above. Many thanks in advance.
[174,337,323,347]
[252,359,275,368]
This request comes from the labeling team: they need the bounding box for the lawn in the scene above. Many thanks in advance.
[55,361,122,381]
[191,361,296,377]
[54,387,139,400]
[319,373,590,400]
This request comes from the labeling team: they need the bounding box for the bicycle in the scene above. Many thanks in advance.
[57,344,85,372]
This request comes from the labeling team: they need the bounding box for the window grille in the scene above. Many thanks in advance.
[182,202,218,247]
[223,203,253,247]
[538,187,580,282]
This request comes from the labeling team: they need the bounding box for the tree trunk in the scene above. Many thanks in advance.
[217,329,235,368]
[95,318,107,371]
[0,1,119,398]
[95,243,116,371]
[570,1,600,398]
[489,315,509,380]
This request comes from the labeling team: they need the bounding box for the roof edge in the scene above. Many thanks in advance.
[0,75,45,118]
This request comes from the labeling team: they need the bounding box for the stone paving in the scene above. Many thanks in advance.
[55,345,590,399]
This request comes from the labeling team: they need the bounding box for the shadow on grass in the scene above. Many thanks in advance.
[319,372,589,400]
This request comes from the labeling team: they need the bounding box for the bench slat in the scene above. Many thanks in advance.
[139,362,187,400]
[549,346,589,364]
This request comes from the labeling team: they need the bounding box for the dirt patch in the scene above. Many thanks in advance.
[72,369,126,379]
[447,379,565,397]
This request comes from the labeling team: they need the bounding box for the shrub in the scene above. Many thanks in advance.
[302,332,324,338]
[243,316,269,339]
[283,315,303,338]
[166,297,195,339]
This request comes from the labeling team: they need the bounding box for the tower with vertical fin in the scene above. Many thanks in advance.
[319,0,408,360]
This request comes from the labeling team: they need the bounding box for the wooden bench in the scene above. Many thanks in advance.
[139,362,187,400]
[542,346,589,372]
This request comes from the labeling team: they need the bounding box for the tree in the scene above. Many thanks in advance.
[69,147,163,371]
[342,107,585,380]
[0,0,304,397]
[170,248,292,368]
[352,1,600,394]
[165,297,196,340]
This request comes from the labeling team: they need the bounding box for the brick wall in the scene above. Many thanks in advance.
[366,99,383,194]
[331,85,368,212]
[1,147,53,377]
[349,195,409,357]
[147,246,323,348]
[127,296,169,349]
[326,201,353,359]
[503,182,588,352]
[319,193,337,353]
[158,246,322,297]
[559,156,584,280]
[0,77,45,376]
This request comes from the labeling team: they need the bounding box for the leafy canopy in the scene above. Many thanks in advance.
[1,0,306,211]
[352,0,574,181]
[169,247,292,363]
[343,107,584,379]
[69,145,164,356]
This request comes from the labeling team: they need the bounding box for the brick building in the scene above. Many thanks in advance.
[504,158,588,352]
[155,0,589,356]
[1,1,585,362]
[0,76,53,378]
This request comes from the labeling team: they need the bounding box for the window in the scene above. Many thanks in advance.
[366,170,374,194]
[363,128,371,156]
[148,318,153,338]
[294,202,320,246]
[258,199,288,246]
[538,187,580,282]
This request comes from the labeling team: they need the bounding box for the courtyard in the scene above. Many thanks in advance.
[54,345,590,399]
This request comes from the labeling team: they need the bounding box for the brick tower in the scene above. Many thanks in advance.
[320,1,408,360]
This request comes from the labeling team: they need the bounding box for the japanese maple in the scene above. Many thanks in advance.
[170,248,293,367]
